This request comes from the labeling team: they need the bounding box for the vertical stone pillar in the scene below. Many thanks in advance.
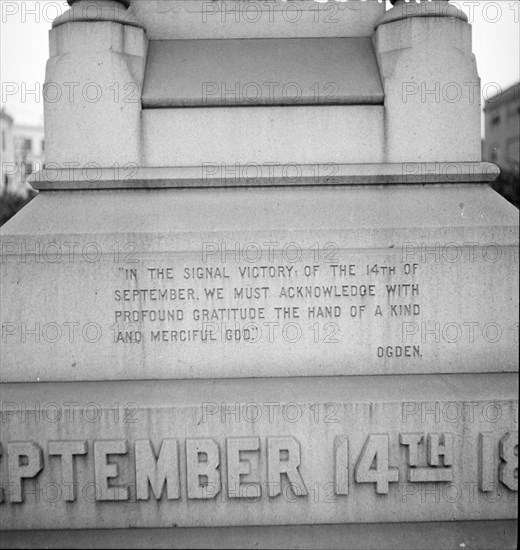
[44,0,147,167]
[374,0,481,163]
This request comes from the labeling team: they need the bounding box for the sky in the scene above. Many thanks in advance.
[1,0,519,132]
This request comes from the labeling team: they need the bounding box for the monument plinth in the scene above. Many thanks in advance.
[1,0,518,548]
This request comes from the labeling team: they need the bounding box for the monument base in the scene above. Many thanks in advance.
[1,177,517,542]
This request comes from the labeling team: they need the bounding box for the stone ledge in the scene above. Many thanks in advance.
[29,163,500,191]
[0,520,517,550]
[2,373,517,407]
[0,521,517,549]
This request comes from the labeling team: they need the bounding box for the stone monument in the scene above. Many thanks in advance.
[1,0,518,547]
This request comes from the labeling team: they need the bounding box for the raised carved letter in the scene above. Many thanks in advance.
[135,439,180,500]
[355,434,398,494]
[186,439,221,499]
[334,435,349,495]
[94,440,129,501]
[7,442,43,503]
[48,440,88,502]
[227,437,261,498]
[267,436,307,497]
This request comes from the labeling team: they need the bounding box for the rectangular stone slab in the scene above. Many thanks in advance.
[142,105,385,166]
[131,0,386,40]
[0,185,518,383]
[142,38,384,107]
[0,373,517,530]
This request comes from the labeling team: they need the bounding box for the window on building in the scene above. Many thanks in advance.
[23,138,32,152]
[506,137,520,164]
[491,113,501,126]
[41,140,45,153]
[25,163,33,177]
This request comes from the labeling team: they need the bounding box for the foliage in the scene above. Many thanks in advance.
[0,190,37,227]
[490,167,520,210]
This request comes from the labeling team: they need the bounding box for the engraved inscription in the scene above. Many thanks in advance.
[108,252,424,359]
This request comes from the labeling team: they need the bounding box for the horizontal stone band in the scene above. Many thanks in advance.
[0,373,517,529]
[68,0,130,6]
[28,163,500,191]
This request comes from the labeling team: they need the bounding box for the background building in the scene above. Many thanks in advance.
[1,108,16,194]
[1,109,44,197]
[13,121,45,193]
[0,110,41,225]
[483,82,520,169]
[483,82,520,208]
